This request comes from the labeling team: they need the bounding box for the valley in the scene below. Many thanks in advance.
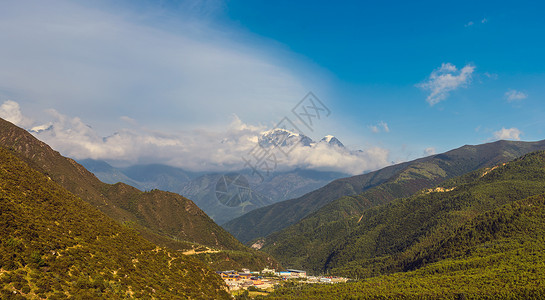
[1,2,543,298]
[3,116,545,298]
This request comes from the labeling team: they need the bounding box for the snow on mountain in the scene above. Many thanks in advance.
[259,128,313,148]
[319,135,344,148]
[259,129,345,150]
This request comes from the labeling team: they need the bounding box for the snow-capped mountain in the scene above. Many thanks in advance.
[258,128,313,148]
[258,128,345,149]
[319,135,345,148]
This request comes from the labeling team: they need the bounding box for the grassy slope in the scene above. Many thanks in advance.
[0,117,279,271]
[0,147,230,299]
[262,154,545,299]
[260,141,545,271]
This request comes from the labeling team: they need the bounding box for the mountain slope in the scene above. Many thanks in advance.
[0,147,229,299]
[80,159,348,225]
[120,163,197,191]
[267,150,545,275]
[222,161,416,243]
[178,173,274,225]
[0,117,278,270]
[224,139,545,243]
[179,169,348,225]
[266,194,545,299]
[77,158,142,188]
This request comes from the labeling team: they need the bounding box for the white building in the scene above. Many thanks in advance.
[262,268,275,274]
[286,269,307,278]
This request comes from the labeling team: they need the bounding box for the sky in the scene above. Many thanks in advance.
[1,0,544,174]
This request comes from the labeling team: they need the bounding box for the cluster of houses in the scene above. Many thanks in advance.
[216,268,308,290]
[263,268,307,278]
[217,270,263,290]
[216,268,349,291]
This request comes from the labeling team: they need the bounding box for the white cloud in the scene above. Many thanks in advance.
[417,63,475,106]
[5,100,389,175]
[493,127,522,141]
[0,0,316,130]
[370,121,390,133]
[283,143,390,175]
[484,72,498,80]
[423,147,436,156]
[465,18,487,27]
[120,116,137,126]
[505,89,527,102]
[0,100,33,128]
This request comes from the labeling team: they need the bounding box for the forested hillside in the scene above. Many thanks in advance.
[264,151,545,277]
[0,147,230,299]
[261,152,545,299]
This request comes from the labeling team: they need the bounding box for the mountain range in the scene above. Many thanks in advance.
[258,128,344,148]
[79,128,350,224]
[4,114,545,298]
[223,139,545,244]
[264,150,545,298]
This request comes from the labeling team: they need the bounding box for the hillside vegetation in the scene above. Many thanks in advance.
[0,117,279,271]
[0,147,230,299]
[261,152,545,298]
[224,139,545,244]
[258,141,545,271]
[223,160,417,243]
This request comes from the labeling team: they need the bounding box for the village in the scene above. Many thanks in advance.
[216,268,349,293]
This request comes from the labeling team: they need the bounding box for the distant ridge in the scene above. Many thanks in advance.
[79,159,349,225]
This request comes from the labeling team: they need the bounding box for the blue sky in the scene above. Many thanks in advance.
[0,0,544,172]
[221,0,545,154]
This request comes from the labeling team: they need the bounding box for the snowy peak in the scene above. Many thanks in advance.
[259,129,344,149]
[319,135,344,148]
[259,128,313,148]
[322,135,335,143]
[260,128,300,139]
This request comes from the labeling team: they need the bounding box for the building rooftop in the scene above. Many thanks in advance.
[286,269,306,273]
